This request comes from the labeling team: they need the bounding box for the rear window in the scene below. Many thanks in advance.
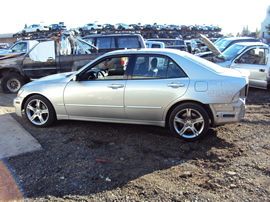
[117,37,140,48]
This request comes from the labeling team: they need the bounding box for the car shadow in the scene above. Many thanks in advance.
[6,119,239,199]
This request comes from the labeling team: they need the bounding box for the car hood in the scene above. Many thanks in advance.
[37,72,74,81]
[24,72,74,88]
[197,34,223,56]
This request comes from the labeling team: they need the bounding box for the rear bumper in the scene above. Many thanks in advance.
[210,97,246,126]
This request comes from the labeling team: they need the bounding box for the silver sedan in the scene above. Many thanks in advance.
[14,49,249,141]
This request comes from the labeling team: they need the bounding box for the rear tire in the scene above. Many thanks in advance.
[1,73,26,94]
[169,103,209,141]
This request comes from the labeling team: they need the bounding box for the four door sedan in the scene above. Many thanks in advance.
[14,49,249,141]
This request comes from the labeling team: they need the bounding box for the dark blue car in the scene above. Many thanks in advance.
[49,24,67,31]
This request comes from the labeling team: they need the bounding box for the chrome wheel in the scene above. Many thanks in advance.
[169,103,209,141]
[24,95,55,127]
[174,108,204,139]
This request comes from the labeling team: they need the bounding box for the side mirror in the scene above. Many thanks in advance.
[234,58,239,64]
[71,75,78,81]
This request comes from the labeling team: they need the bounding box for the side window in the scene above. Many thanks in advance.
[118,37,139,48]
[11,42,27,52]
[132,55,186,79]
[83,38,94,45]
[96,37,115,49]
[238,48,268,65]
[80,56,129,81]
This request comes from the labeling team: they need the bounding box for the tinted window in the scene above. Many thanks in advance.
[132,55,186,79]
[117,37,140,48]
[96,37,115,49]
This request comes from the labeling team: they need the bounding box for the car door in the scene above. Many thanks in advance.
[230,47,270,89]
[63,55,130,119]
[22,41,57,78]
[124,55,189,121]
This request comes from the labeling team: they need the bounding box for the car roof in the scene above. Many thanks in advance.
[104,48,188,56]
[232,41,268,47]
[223,37,259,41]
[82,33,142,38]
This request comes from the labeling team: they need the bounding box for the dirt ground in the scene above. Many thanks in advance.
[0,86,270,201]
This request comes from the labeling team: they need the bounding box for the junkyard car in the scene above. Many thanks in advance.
[82,34,146,53]
[48,24,67,31]
[0,43,9,50]
[0,40,39,58]
[147,38,187,51]
[80,23,99,31]
[14,49,249,141]
[0,33,101,94]
[197,35,260,58]
[198,34,270,89]
[22,24,49,33]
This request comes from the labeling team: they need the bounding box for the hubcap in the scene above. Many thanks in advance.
[173,108,205,139]
[7,79,21,93]
[26,99,49,125]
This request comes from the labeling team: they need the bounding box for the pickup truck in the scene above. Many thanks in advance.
[0,40,39,59]
[0,34,102,93]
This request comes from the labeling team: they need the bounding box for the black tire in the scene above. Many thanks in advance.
[1,73,26,94]
[169,103,209,141]
[24,95,56,127]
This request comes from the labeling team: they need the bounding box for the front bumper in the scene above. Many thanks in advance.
[13,97,23,117]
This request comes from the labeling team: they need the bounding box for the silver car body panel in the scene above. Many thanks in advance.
[14,49,249,127]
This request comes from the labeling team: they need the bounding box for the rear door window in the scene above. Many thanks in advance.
[132,55,187,79]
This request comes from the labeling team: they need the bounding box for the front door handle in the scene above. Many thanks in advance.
[168,82,185,87]
[259,69,265,72]
[107,84,124,88]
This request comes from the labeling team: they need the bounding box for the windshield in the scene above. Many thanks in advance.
[214,39,232,52]
[216,44,245,61]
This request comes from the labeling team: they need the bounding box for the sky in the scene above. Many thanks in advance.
[1,0,270,36]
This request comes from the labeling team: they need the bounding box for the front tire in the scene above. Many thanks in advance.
[24,95,56,127]
[1,73,26,94]
[169,103,209,141]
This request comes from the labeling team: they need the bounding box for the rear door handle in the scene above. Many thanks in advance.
[107,84,124,88]
[168,82,185,87]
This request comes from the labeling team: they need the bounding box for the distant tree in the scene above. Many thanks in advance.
[227,33,234,37]
[256,29,261,38]
[24,24,27,28]
[265,24,270,34]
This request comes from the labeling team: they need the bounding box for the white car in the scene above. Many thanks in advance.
[22,24,49,33]
[14,49,249,141]
[81,23,99,31]
[198,34,270,89]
